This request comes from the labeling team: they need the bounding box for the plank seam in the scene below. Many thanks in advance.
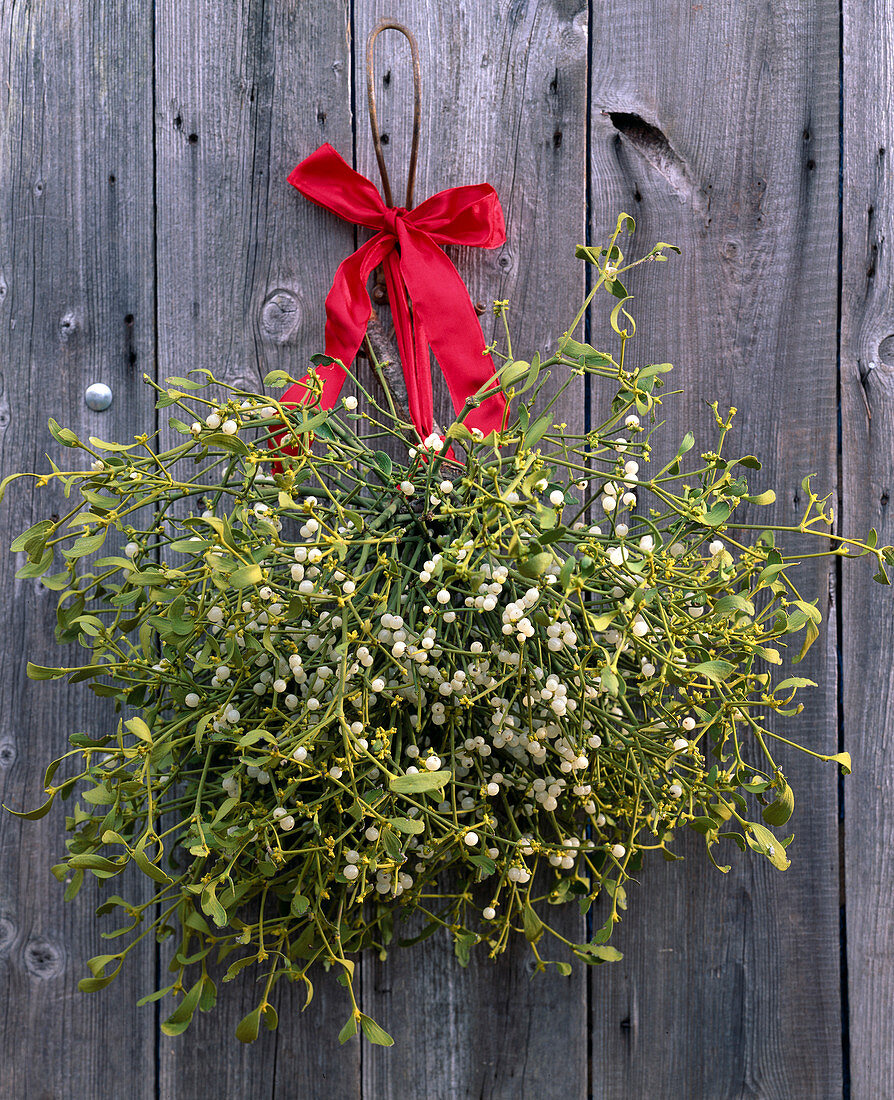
[349,5,363,1098]
[835,0,851,1096]
[151,1,163,1095]
[585,2,594,1098]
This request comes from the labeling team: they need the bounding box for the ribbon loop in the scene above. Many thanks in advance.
[279,143,507,447]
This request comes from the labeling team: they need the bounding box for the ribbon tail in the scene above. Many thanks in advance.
[397,228,507,436]
[382,257,433,440]
[280,234,392,413]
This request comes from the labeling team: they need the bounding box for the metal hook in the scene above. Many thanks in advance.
[366,20,421,209]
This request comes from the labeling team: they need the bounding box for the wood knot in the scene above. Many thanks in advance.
[877,334,894,368]
[259,290,302,343]
[23,937,65,980]
[0,740,16,768]
[0,916,15,953]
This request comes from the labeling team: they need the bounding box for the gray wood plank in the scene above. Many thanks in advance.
[841,2,894,1095]
[353,5,589,1097]
[588,2,843,1096]
[0,2,157,1097]
[152,2,362,1095]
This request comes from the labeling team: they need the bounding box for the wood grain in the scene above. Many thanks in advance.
[0,2,157,1097]
[352,4,590,1096]
[588,2,843,1096]
[4,0,894,1093]
[152,2,362,1094]
[841,1,894,1095]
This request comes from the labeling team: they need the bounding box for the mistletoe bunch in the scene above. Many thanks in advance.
[4,220,888,1045]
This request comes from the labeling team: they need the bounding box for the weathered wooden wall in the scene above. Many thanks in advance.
[0,1,890,1097]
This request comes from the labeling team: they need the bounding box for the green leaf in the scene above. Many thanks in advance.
[359,1013,395,1046]
[756,562,790,587]
[160,978,204,1036]
[703,501,732,526]
[745,821,790,870]
[62,529,108,559]
[823,751,852,775]
[599,666,620,696]
[373,451,393,480]
[691,660,736,682]
[453,930,476,967]
[762,779,795,826]
[773,676,817,696]
[236,1006,263,1044]
[389,769,451,794]
[499,359,530,390]
[518,552,553,578]
[87,436,139,452]
[263,370,293,387]
[381,827,405,863]
[574,942,623,964]
[68,854,124,875]
[338,1012,359,1044]
[165,375,206,390]
[794,618,820,664]
[2,791,57,820]
[125,716,152,742]
[222,956,258,983]
[136,984,176,1007]
[228,563,263,587]
[388,816,425,835]
[290,893,310,917]
[523,901,544,944]
[524,413,553,450]
[712,594,755,618]
[132,845,173,885]
[48,418,80,447]
[745,490,776,506]
[606,275,629,300]
[675,431,695,459]
[10,519,55,553]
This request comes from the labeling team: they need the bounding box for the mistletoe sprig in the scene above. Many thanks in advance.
[4,215,889,1045]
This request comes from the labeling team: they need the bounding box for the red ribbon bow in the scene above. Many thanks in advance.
[279,143,507,443]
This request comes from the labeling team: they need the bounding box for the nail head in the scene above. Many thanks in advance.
[85,383,113,411]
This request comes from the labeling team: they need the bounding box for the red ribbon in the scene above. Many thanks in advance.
[277,143,507,446]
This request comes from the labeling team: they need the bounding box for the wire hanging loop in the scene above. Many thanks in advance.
[366,20,421,210]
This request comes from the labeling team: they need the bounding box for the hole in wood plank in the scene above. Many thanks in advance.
[59,312,79,342]
[188,133,199,145]
[605,112,704,211]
